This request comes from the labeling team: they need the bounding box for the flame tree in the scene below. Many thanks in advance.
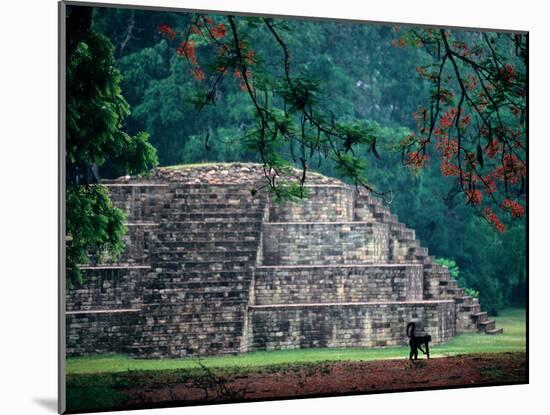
[157,16,526,231]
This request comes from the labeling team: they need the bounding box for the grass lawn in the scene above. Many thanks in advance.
[66,307,526,375]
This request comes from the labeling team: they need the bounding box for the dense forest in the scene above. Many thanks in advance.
[73,6,526,313]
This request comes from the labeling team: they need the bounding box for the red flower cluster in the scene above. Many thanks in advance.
[484,207,506,233]
[435,137,458,160]
[460,115,471,128]
[405,151,429,172]
[176,41,198,65]
[439,108,458,130]
[500,64,516,83]
[210,23,227,39]
[190,67,205,81]
[439,89,455,104]
[502,199,525,218]
[486,140,502,159]
[496,154,526,185]
[440,160,460,177]
[392,38,406,48]
[158,24,177,40]
[233,69,253,91]
[482,174,497,196]
[466,189,483,205]
[465,74,478,91]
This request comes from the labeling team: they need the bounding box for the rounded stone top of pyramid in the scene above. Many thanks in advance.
[107,162,349,187]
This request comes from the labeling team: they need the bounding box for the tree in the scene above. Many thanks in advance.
[156,16,526,225]
[66,6,158,286]
[394,28,527,232]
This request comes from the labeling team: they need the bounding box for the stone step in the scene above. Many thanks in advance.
[154,261,254,272]
[255,263,423,270]
[158,221,262,231]
[155,231,259,241]
[455,296,474,305]
[454,288,465,297]
[472,311,488,322]
[459,303,480,313]
[144,290,250,301]
[152,250,257,262]
[165,202,264,211]
[478,319,496,332]
[172,183,259,190]
[155,240,259,249]
[374,212,392,222]
[166,212,264,221]
[485,327,504,335]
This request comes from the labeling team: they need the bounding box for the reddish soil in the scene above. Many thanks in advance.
[121,352,526,408]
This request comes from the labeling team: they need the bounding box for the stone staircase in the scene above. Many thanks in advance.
[133,183,267,357]
[354,190,502,335]
[244,182,501,352]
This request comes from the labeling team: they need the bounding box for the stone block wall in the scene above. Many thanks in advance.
[246,300,456,350]
[66,310,142,355]
[253,264,423,305]
[262,222,389,265]
[269,185,354,222]
[66,266,154,312]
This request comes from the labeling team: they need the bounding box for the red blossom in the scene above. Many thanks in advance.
[392,38,406,48]
[484,207,506,233]
[482,174,497,196]
[486,140,502,159]
[465,74,478,91]
[158,24,177,40]
[439,89,455,104]
[440,160,460,177]
[176,41,198,65]
[245,50,256,65]
[499,64,516,83]
[502,199,524,218]
[460,115,471,128]
[494,154,526,185]
[210,23,227,39]
[439,108,458,130]
[190,67,205,81]
[405,151,429,172]
[233,68,253,91]
[436,137,458,160]
[190,24,202,35]
[466,189,483,205]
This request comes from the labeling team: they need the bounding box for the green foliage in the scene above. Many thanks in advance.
[66,6,158,285]
[434,257,460,280]
[465,288,480,298]
[66,29,157,169]
[66,186,127,287]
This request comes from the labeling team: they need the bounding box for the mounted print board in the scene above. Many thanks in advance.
[58,1,528,413]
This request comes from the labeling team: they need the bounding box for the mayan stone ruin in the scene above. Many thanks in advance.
[66,163,502,358]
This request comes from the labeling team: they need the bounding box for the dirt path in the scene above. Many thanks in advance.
[121,352,526,408]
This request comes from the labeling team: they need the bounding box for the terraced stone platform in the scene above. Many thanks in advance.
[66,163,501,358]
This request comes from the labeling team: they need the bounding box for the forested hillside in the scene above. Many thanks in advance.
[90,7,526,313]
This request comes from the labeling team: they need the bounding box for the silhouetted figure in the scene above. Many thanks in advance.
[406,322,431,360]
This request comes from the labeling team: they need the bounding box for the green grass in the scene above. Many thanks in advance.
[67,308,525,375]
